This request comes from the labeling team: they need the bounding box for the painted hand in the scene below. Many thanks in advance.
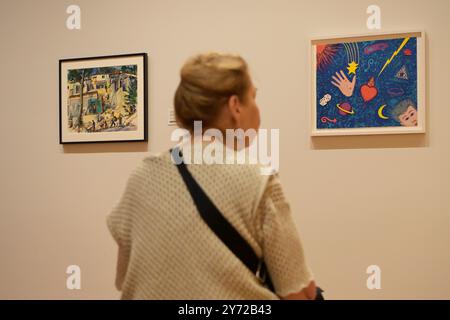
[331,70,356,97]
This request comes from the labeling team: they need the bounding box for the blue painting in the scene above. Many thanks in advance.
[315,36,418,129]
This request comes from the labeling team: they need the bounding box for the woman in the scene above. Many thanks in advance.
[107,52,316,300]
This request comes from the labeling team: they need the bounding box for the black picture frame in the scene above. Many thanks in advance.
[59,53,148,144]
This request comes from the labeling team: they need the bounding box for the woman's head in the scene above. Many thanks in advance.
[174,52,260,134]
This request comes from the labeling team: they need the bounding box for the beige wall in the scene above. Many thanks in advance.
[0,0,449,299]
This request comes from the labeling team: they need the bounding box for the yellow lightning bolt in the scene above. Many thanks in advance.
[378,37,410,77]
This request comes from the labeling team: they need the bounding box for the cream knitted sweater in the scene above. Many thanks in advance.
[107,140,313,300]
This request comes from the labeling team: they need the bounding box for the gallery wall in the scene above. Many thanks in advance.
[0,0,449,299]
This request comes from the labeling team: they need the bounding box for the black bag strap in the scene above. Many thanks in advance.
[170,147,274,292]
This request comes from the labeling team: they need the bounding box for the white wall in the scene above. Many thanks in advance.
[0,0,449,299]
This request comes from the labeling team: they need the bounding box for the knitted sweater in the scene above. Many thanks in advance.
[106,139,313,299]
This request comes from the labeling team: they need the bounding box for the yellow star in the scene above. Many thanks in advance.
[347,61,359,75]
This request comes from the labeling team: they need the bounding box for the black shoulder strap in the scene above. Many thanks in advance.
[171,147,274,291]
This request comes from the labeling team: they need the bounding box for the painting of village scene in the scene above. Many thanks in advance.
[60,53,147,143]
[66,64,138,133]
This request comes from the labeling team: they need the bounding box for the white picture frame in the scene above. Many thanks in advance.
[310,31,426,136]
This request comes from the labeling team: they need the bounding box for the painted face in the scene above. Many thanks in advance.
[399,105,417,126]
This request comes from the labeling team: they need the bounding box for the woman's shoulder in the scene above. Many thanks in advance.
[138,150,173,168]
[123,151,172,186]
[135,147,278,193]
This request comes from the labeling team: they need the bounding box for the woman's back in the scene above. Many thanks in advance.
[107,141,313,299]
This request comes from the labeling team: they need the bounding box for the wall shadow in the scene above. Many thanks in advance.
[61,141,149,153]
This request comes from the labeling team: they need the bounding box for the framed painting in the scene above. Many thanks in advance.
[59,53,147,144]
[311,31,425,136]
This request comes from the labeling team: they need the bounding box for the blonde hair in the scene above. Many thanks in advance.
[174,52,251,131]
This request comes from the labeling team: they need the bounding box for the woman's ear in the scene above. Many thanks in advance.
[227,95,241,123]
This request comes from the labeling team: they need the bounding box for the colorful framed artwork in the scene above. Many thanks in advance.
[311,31,425,136]
[59,53,148,144]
